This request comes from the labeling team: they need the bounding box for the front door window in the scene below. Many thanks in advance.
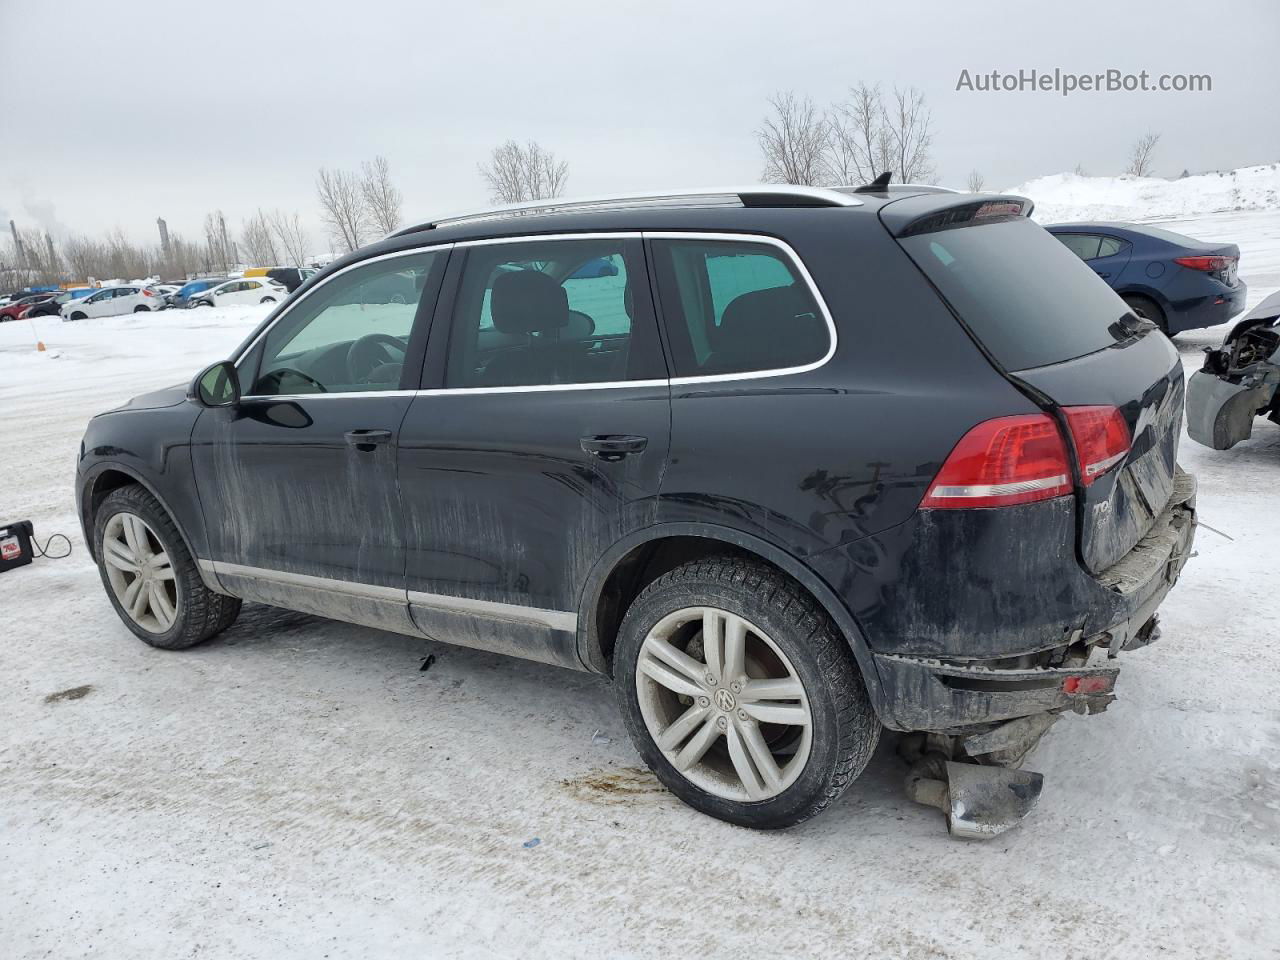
[246,250,446,396]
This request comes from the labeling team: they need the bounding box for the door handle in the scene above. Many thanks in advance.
[580,435,648,461]
[345,429,392,452]
[1095,271,1111,279]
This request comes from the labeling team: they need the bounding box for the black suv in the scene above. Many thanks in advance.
[77,186,1196,830]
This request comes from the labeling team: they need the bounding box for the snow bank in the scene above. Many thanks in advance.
[1008,163,1280,224]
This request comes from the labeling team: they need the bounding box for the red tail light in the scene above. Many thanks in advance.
[142,288,155,296]
[924,406,1132,509]
[1063,406,1131,484]
[921,414,1072,508]
[1173,255,1236,272]
[1062,674,1114,695]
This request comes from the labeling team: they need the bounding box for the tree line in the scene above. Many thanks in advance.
[1,104,1168,289]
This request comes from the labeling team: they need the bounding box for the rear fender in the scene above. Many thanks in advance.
[578,522,889,718]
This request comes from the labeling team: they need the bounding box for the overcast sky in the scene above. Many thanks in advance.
[3,0,1277,251]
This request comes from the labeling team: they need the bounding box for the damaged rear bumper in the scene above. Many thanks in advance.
[875,470,1197,733]
[1186,363,1279,450]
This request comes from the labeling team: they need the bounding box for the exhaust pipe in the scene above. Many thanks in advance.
[901,719,1052,839]
[905,754,1044,839]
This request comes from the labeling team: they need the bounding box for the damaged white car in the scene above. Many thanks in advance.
[1187,290,1280,449]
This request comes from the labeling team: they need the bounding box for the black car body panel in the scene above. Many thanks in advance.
[1011,330,1183,574]
[77,189,1197,733]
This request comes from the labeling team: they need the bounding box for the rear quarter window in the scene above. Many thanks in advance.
[900,218,1130,371]
[652,239,831,377]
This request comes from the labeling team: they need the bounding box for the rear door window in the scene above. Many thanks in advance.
[899,218,1131,371]
[445,238,662,389]
[1096,236,1125,258]
[651,238,830,377]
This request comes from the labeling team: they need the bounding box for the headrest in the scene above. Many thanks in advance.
[491,270,569,335]
[714,285,826,364]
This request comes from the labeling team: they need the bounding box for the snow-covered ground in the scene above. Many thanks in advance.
[2,209,1278,959]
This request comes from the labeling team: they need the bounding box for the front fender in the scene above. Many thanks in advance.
[77,400,209,565]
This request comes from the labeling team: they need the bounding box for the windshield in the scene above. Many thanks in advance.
[899,218,1131,371]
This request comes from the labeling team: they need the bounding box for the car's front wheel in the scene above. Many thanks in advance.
[69,311,86,321]
[261,296,276,303]
[615,556,879,829]
[94,484,241,649]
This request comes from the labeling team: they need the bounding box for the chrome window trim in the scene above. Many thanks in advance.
[197,559,578,632]
[231,244,455,366]
[233,230,837,401]
[642,231,837,385]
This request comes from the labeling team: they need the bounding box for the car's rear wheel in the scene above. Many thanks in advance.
[1123,294,1167,334]
[94,484,241,650]
[615,556,879,829]
[261,296,276,303]
[133,305,148,313]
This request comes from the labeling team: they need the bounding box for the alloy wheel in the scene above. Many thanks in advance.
[101,512,180,634]
[635,606,813,802]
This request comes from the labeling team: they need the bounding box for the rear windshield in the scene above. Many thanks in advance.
[1131,224,1199,246]
[900,218,1130,370]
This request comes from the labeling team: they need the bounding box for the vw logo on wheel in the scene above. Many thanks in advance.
[714,688,737,712]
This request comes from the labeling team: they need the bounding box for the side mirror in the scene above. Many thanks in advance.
[190,360,241,407]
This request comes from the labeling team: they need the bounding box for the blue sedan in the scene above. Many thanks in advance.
[1046,222,1246,335]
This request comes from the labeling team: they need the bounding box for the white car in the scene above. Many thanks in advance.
[62,285,164,321]
[192,277,288,308]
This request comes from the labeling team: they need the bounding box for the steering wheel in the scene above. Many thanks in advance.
[346,333,407,383]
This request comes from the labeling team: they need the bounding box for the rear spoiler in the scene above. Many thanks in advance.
[879,194,1035,238]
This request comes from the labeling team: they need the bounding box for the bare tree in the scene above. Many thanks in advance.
[164,233,203,279]
[883,87,935,183]
[1073,162,1088,176]
[1126,132,1161,177]
[203,210,236,272]
[316,167,369,252]
[826,83,891,185]
[240,209,280,266]
[267,209,311,266]
[5,226,62,284]
[64,235,108,281]
[967,170,986,193]
[758,92,830,186]
[360,155,403,234]
[478,140,570,204]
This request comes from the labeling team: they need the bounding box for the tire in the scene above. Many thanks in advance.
[1122,294,1167,334]
[93,484,241,650]
[615,556,879,829]
[133,305,148,313]
[70,311,86,322]
[260,296,276,303]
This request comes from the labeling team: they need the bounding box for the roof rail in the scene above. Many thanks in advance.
[391,185,863,237]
